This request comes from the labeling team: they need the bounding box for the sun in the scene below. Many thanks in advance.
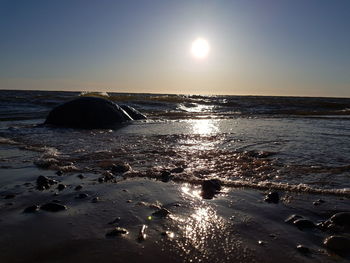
[191,38,210,59]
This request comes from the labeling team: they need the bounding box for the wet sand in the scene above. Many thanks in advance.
[1,149,350,263]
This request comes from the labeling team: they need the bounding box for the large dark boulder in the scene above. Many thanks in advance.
[45,97,134,129]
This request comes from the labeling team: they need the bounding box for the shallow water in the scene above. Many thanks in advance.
[0,90,349,195]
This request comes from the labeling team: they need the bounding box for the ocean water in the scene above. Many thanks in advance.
[0,90,349,196]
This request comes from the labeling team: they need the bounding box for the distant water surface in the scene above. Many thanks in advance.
[0,90,349,195]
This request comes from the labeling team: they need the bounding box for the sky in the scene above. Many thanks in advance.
[0,0,349,97]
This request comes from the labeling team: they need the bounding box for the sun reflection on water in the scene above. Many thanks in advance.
[191,119,219,135]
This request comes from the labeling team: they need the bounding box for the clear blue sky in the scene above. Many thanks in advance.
[1,0,349,97]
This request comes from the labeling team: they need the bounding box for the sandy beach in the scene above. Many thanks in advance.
[1,146,349,263]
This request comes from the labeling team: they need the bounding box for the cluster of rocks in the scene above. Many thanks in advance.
[285,212,350,256]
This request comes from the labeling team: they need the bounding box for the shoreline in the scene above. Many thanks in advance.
[1,148,349,262]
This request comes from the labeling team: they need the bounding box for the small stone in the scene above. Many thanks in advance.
[296,244,310,254]
[75,185,83,191]
[201,179,221,199]
[36,175,57,190]
[264,191,279,203]
[23,205,39,213]
[57,184,66,191]
[77,174,85,179]
[138,225,147,241]
[293,219,315,230]
[329,212,350,227]
[76,193,89,199]
[324,235,350,254]
[285,214,302,224]
[56,170,63,176]
[92,197,100,203]
[161,171,171,182]
[40,202,67,212]
[152,208,170,218]
[106,227,129,237]
[258,240,265,245]
[170,167,184,173]
[4,194,16,199]
[98,177,105,183]
[161,231,175,239]
[111,163,131,174]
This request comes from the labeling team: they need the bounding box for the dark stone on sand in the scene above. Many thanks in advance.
[75,185,83,191]
[44,97,133,129]
[120,105,147,120]
[296,245,310,254]
[161,171,171,182]
[98,177,105,183]
[264,191,279,203]
[76,193,89,199]
[106,227,129,237]
[293,219,315,230]
[92,197,100,203]
[23,205,39,213]
[152,208,170,218]
[57,184,66,191]
[56,170,63,176]
[111,163,131,173]
[170,167,184,173]
[285,214,303,224]
[329,212,350,227]
[40,202,67,212]
[324,235,350,254]
[4,194,16,199]
[201,179,221,199]
[77,174,85,179]
[36,175,57,190]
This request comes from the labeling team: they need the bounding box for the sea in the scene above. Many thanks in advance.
[1,90,350,196]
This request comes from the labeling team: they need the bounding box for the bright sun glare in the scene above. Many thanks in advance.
[191,38,210,59]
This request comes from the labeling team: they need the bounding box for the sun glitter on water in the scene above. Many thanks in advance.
[191,38,210,59]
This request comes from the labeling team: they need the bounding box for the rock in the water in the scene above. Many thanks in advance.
[40,202,67,212]
[120,105,147,120]
[76,193,89,199]
[106,227,129,237]
[77,174,85,179]
[201,179,222,199]
[324,235,350,254]
[111,163,131,174]
[296,244,310,254]
[170,167,184,173]
[152,208,170,218]
[138,224,148,241]
[55,170,63,176]
[161,171,171,182]
[91,197,100,203]
[329,212,350,227]
[75,185,83,191]
[23,205,39,213]
[36,175,57,190]
[57,184,66,191]
[293,219,315,230]
[45,97,133,129]
[264,191,279,203]
[285,214,303,224]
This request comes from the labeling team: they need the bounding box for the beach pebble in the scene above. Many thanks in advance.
[161,170,171,182]
[36,175,57,190]
[77,174,85,179]
[324,235,350,254]
[23,205,39,213]
[57,184,66,191]
[296,244,310,254]
[40,202,67,212]
[161,231,175,239]
[55,170,63,176]
[329,212,350,227]
[152,208,170,218]
[264,191,279,203]
[106,227,129,237]
[293,219,315,230]
[75,185,83,191]
[111,163,131,174]
[285,214,302,224]
[76,193,89,199]
[138,225,148,241]
[201,179,221,199]
[170,167,184,173]
[91,197,100,203]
